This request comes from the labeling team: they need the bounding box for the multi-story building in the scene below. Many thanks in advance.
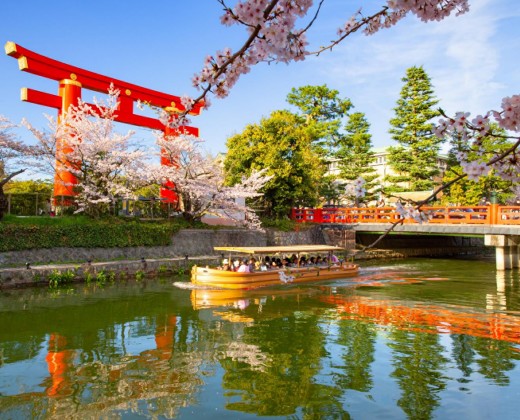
[326,146,448,204]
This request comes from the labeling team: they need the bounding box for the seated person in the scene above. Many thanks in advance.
[237,259,250,273]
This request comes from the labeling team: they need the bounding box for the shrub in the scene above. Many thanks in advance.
[0,217,182,251]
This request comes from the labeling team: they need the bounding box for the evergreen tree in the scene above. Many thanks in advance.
[386,66,443,192]
[286,84,352,158]
[336,112,378,204]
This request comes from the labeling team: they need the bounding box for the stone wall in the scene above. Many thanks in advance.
[0,229,268,267]
[356,233,490,258]
[0,226,328,288]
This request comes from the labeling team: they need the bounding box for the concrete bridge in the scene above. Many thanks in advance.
[291,205,520,270]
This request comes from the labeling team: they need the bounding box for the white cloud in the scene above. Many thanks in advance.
[310,0,520,146]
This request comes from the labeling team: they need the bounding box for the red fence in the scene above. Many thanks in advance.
[290,205,520,226]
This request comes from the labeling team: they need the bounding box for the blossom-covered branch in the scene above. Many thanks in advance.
[152,131,272,229]
[23,89,148,216]
[177,1,470,119]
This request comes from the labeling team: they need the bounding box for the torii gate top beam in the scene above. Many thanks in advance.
[4,41,203,131]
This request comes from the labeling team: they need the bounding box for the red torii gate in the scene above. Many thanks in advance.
[4,41,202,204]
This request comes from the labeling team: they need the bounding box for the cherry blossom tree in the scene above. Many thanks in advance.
[19,89,271,226]
[152,131,272,229]
[22,90,148,217]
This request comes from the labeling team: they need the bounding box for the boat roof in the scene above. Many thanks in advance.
[214,245,345,255]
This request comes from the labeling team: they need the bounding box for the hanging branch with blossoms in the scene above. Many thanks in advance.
[176,0,470,119]
[152,131,272,229]
[161,0,520,236]
[22,88,148,217]
[389,96,520,225]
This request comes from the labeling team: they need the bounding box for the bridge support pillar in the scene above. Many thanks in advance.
[484,235,520,270]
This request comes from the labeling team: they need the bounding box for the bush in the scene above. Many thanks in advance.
[260,217,300,232]
[0,216,182,251]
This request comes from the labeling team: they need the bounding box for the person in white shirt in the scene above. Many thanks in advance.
[237,260,250,273]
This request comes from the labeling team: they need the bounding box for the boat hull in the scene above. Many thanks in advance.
[191,264,359,289]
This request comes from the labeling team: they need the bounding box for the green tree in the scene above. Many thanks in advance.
[4,179,53,195]
[336,112,379,203]
[386,66,443,192]
[286,84,352,157]
[441,125,514,205]
[224,110,326,218]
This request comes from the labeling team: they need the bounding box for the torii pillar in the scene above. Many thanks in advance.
[5,41,203,206]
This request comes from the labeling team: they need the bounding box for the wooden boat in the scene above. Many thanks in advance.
[191,245,359,290]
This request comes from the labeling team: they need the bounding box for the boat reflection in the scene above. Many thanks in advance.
[191,274,520,345]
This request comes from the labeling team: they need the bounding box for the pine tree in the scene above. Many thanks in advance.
[336,112,378,203]
[386,66,443,192]
[286,84,352,158]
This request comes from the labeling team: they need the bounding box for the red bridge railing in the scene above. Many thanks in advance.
[290,205,520,226]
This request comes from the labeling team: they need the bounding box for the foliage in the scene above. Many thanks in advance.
[48,269,76,288]
[152,131,271,229]
[441,125,514,205]
[3,180,53,216]
[224,109,326,218]
[4,179,53,194]
[336,112,379,204]
[259,217,298,232]
[286,84,352,156]
[0,217,180,252]
[386,66,443,192]
[0,116,35,220]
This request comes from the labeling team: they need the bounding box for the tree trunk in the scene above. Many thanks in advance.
[0,169,26,221]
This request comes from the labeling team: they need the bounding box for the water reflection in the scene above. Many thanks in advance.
[0,259,519,419]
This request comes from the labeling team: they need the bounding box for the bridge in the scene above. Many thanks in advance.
[290,205,520,271]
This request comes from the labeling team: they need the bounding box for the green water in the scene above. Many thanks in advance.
[1,258,519,419]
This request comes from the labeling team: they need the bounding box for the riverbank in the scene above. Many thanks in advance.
[0,225,491,289]
[0,248,400,289]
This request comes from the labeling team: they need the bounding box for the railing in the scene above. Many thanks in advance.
[290,205,520,226]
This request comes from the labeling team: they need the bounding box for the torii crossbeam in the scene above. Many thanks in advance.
[5,41,202,204]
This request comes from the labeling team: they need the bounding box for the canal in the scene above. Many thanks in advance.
[1,258,519,419]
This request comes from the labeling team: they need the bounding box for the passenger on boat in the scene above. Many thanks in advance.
[237,259,250,273]
[248,257,257,272]
[309,256,316,265]
[316,256,323,265]
[233,260,241,271]
[219,258,232,271]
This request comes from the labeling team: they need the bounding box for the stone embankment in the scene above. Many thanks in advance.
[1,225,490,289]
[1,226,356,288]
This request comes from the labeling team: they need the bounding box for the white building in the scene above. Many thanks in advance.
[326,146,448,204]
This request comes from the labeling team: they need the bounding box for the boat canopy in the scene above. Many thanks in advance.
[214,245,344,255]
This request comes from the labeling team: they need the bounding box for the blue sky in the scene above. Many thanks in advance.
[1,0,519,158]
